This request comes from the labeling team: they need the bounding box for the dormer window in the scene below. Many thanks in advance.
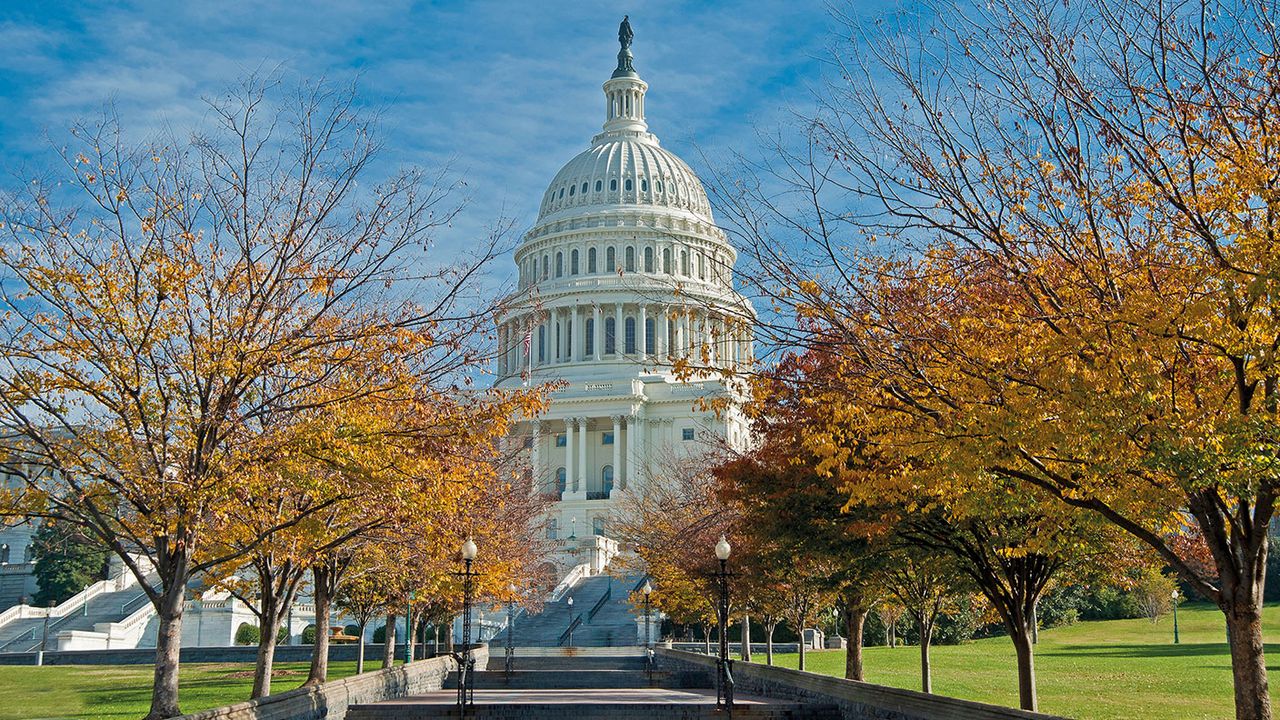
[558,187,564,199]
[610,178,618,191]
[641,179,649,192]
[569,185,575,196]
[596,180,603,192]
[581,182,588,194]
[625,178,633,191]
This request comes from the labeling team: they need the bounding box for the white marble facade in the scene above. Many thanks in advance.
[494,35,754,565]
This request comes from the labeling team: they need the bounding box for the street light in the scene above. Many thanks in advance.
[1171,589,1180,645]
[566,596,575,647]
[714,535,734,717]
[643,580,654,682]
[506,583,517,677]
[454,537,479,713]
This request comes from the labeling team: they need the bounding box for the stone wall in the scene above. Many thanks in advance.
[655,648,1067,720]
[173,645,487,720]
[0,643,439,666]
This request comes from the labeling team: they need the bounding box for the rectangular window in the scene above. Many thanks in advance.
[645,319,654,354]
[588,248,597,273]
[555,434,566,447]
[605,318,616,354]
[585,318,595,356]
[602,432,614,445]
[624,318,636,354]
[682,428,695,441]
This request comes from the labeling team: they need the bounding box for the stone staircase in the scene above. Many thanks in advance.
[0,583,151,653]
[346,652,840,719]
[508,573,644,647]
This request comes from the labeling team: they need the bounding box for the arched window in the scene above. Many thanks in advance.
[570,249,579,275]
[0,544,8,564]
[592,517,607,535]
[24,544,34,563]
[607,247,617,271]
[625,178,633,191]
[624,317,636,354]
[645,318,655,355]
[585,318,595,356]
[681,250,690,275]
[537,325,546,362]
[581,182,588,194]
[542,254,549,280]
[568,184,575,196]
[556,468,567,494]
[656,180,664,193]
[644,247,654,272]
[663,248,672,273]
[558,187,564,198]
[698,253,706,280]
[595,180,603,192]
[588,247,597,273]
[610,178,618,191]
[547,518,558,539]
[625,247,635,272]
[605,317,617,354]
[640,179,648,192]
[602,465,614,494]
[555,252,563,278]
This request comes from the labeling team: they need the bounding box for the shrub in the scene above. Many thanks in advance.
[302,624,317,645]
[373,624,386,643]
[235,622,260,646]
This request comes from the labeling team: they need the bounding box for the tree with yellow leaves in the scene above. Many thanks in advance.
[0,75,529,719]
[712,1,1280,716]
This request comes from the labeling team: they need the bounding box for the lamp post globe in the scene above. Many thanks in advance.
[461,537,477,561]
[715,535,731,561]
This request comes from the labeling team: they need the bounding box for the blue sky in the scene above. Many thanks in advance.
[0,1,892,282]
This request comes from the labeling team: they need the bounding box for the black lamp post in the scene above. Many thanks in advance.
[454,537,479,713]
[715,535,734,716]
[643,579,654,682]
[505,583,517,677]
[1172,589,1180,645]
[566,596,575,646]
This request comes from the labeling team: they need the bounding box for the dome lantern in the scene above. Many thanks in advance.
[602,16,648,135]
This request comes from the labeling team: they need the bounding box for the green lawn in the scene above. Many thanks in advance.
[0,660,386,720]
[764,603,1275,719]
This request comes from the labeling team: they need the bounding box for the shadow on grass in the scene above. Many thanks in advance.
[1037,642,1243,659]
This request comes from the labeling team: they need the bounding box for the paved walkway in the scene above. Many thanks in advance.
[361,688,783,706]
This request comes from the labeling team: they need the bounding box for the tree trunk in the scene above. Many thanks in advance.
[798,625,807,672]
[1011,623,1037,711]
[919,613,933,694]
[702,622,711,655]
[1031,601,1039,645]
[1225,604,1271,720]
[306,565,332,686]
[741,615,751,662]
[356,620,367,675]
[845,606,866,681]
[143,586,185,720]
[889,620,896,648]
[382,611,396,669]
[251,604,284,699]
[765,622,775,665]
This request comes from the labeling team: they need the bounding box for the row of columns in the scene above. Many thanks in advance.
[519,239,728,290]
[528,414,676,495]
[497,305,752,376]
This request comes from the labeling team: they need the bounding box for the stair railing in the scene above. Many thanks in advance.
[0,628,35,652]
[586,584,611,623]
[557,614,583,646]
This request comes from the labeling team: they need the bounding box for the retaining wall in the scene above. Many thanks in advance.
[656,648,1067,720]
[173,645,487,720]
[0,643,440,666]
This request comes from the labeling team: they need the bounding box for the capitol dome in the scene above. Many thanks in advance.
[536,136,715,224]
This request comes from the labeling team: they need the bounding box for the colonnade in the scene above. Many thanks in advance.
[527,414,678,498]
[497,303,751,377]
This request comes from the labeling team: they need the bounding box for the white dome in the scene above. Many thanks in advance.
[536,136,714,223]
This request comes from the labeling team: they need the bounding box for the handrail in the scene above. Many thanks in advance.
[557,614,583,646]
[587,584,611,623]
[0,628,35,652]
[547,563,590,603]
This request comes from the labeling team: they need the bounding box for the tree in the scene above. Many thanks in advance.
[30,519,108,606]
[878,549,961,695]
[708,1,1280,716]
[1133,569,1178,624]
[0,76,513,718]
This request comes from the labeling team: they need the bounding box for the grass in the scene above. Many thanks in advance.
[762,602,1278,719]
[0,659,394,720]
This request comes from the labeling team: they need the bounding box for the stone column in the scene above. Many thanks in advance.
[614,303,624,355]
[638,304,648,358]
[612,415,624,490]
[570,305,580,362]
[676,310,686,359]
[593,305,602,361]
[626,413,640,489]
[565,418,575,493]
[658,306,669,362]
[577,417,588,491]
[530,420,542,493]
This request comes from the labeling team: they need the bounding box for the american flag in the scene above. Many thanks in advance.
[522,329,532,357]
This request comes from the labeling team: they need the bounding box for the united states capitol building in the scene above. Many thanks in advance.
[493,19,755,577]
